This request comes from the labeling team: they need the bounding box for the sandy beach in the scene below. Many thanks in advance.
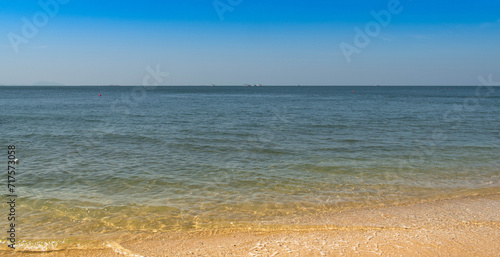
[6,192,498,256]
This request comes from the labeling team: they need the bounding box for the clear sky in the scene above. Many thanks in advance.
[1,0,499,85]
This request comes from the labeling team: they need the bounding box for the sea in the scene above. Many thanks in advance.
[0,86,499,251]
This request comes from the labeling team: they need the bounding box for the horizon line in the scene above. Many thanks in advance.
[0,84,491,87]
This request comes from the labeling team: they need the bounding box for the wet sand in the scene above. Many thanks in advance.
[6,193,500,256]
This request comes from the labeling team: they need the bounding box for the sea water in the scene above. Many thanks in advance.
[0,86,499,245]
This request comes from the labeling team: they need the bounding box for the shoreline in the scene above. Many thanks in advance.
[4,192,499,256]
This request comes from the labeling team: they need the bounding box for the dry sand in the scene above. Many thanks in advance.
[4,193,500,256]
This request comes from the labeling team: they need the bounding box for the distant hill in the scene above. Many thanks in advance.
[33,81,64,86]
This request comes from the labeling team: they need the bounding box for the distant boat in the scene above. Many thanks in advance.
[210,84,215,87]
[244,84,250,87]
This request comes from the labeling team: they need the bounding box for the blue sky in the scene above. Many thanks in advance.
[1,0,499,85]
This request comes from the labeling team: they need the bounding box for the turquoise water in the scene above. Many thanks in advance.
[0,86,499,241]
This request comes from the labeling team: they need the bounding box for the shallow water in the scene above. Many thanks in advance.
[1,86,499,247]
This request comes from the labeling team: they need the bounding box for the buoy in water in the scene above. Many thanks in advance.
[99,94,101,96]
